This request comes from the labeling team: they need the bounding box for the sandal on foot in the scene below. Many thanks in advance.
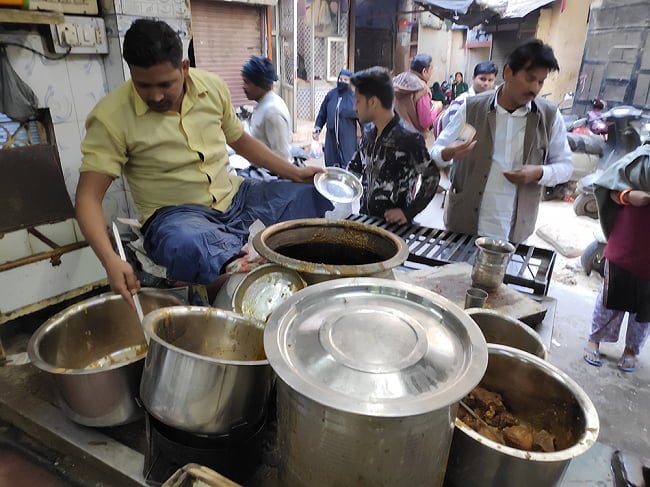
[618,356,637,372]
[583,347,602,367]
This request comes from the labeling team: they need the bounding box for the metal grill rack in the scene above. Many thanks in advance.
[347,214,557,296]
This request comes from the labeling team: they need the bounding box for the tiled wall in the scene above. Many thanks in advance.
[1,0,191,226]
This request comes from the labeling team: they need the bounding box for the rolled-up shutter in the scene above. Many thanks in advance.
[191,1,264,107]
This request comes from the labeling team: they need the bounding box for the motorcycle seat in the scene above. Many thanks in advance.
[567,132,605,155]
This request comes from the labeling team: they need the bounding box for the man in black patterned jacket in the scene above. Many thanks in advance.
[347,66,440,224]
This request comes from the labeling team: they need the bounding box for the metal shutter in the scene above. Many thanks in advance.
[191,1,264,107]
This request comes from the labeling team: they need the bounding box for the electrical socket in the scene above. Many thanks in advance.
[48,15,108,54]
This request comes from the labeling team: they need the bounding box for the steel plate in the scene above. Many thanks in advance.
[314,167,363,203]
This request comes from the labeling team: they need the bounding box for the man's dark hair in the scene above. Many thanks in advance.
[123,19,183,68]
[411,54,432,74]
[505,39,559,74]
[473,61,498,77]
[350,67,393,109]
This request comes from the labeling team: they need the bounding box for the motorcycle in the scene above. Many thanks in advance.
[579,113,650,278]
[573,106,650,219]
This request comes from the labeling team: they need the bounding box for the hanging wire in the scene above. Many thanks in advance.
[0,40,72,60]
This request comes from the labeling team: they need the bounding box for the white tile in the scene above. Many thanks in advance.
[0,230,31,263]
[53,122,83,200]
[102,37,127,92]
[5,36,76,124]
[66,56,107,122]
[28,221,77,253]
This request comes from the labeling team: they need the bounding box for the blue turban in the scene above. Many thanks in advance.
[242,56,278,89]
[339,69,353,78]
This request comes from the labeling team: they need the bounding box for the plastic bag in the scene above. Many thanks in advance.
[0,46,38,122]
[310,140,323,159]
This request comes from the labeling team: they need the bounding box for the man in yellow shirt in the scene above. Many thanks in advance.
[76,19,332,307]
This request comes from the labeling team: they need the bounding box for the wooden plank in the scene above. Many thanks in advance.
[0,8,64,24]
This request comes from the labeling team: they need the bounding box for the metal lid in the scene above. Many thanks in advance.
[264,277,488,417]
[232,264,307,323]
[314,167,363,203]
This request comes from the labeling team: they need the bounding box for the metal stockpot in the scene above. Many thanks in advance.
[27,289,183,427]
[465,309,547,359]
[139,306,273,435]
[265,278,488,487]
[252,218,409,284]
[445,345,599,487]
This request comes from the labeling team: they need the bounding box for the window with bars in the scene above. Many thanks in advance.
[0,110,49,150]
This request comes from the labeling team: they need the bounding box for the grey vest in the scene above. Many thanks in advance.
[444,91,557,243]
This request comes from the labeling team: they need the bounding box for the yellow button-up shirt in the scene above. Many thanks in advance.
[80,68,244,223]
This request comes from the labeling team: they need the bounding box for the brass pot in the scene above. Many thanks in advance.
[252,218,409,284]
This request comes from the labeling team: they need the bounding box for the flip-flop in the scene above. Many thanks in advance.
[583,347,602,367]
[618,356,637,372]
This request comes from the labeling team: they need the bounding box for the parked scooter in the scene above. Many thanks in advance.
[580,116,650,277]
[573,105,649,219]
[542,97,604,201]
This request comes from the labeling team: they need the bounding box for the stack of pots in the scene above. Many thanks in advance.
[264,277,488,487]
[443,310,598,487]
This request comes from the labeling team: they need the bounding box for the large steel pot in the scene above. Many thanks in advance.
[27,289,183,427]
[465,309,547,359]
[445,344,599,487]
[252,218,409,283]
[265,278,488,487]
[139,306,274,435]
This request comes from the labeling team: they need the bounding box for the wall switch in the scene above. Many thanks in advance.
[48,15,108,54]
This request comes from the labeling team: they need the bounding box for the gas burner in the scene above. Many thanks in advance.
[143,412,267,486]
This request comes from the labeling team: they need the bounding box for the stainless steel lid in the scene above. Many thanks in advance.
[264,277,488,417]
[314,167,363,203]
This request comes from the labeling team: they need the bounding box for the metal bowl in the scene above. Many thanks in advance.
[27,289,184,427]
[232,264,307,323]
[465,309,547,359]
[445,344,599,487]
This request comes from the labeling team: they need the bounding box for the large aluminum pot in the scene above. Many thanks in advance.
[465,309,547,359]
[139,306,274,435]
[252,218,409,283]
[265,278,488,487]
[27,289,183,427]
[445,344,599,487]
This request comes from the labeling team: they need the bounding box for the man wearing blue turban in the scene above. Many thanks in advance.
[242,56,293,162]
[313,69,359,167]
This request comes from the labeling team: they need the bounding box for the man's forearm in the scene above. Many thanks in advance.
[231,132,298,180]
[75,177,119,268]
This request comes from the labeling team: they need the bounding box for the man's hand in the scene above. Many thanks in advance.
[441,139,476,162]
[503,166,543,185]
[105,255,141,309]
[286,165,325,184]
[626,190,650,207]
[384,208,408,225]
[312,132,320,141]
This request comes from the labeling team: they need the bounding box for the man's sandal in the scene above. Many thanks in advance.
[583,347,602,367]
[618,355,637,373]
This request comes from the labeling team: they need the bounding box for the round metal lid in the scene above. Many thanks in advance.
[264,277,488,417]
[314,167,363,203]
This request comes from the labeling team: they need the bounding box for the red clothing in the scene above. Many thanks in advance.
[604,205,650,280]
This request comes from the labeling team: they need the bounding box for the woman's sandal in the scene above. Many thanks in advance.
[583,347,602,367]
[618,355,637,373]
